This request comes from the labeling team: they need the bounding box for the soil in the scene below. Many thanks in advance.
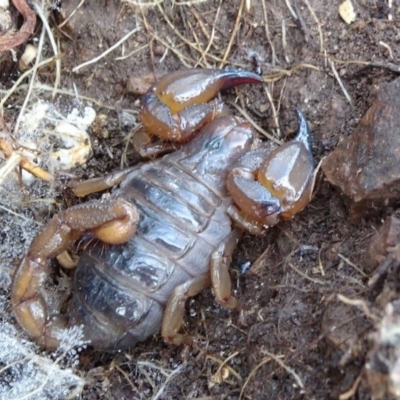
[1,0,400,399]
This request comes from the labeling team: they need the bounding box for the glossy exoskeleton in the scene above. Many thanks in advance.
[11,69,314,350]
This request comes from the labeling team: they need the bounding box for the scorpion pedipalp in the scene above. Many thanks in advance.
[227,109,314,233]
[136,68,264,156]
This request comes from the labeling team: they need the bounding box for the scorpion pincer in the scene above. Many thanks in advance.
[11,68,314,350]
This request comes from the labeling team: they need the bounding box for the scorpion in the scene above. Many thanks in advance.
[11,68,314,351]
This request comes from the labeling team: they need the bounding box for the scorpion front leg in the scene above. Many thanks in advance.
[11,198,139,348]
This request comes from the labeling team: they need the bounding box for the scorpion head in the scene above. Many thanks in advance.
[179,115,256,196]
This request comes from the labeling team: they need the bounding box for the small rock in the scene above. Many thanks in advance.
[365,215,400,272]
[322,78,400,221]
[126,73,155,96]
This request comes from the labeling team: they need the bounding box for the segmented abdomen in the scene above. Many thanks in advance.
[70,157,232,350]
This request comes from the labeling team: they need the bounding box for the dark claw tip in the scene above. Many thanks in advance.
[218,68,264,90]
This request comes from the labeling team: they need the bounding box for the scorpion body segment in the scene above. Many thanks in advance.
[11,69,314,351]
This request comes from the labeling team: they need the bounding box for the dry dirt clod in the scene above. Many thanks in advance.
[322,78,400,222]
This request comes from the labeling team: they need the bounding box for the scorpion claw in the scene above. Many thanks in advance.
[227,110,314,232]
[139,68,264,147]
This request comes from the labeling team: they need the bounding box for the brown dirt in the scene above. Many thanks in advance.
[1,0,400,399]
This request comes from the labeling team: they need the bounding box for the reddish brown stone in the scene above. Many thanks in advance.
[322,78,400,221]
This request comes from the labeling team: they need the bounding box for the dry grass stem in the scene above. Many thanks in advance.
[228,101,279,143]
[207,352,243,384]
[337,253,368,278]
[288,262,325,285]
[0,152,21,187]
[72,27,140,72]
[379,41,394,59]
[330,61,352,105]
[261,0,277,65]
[156,3,203,62]
[0,204,41,225]
[0,57,55,110]
[115,43,149,61]
[152,363,185,400]
[337,294,379,321]
[32,1,61,100]
[8,83,137,112]
[152,33,193,68]
[339,370,363,400]
[122,0,162,6]
[57,0,85,29]
[284,0,297,20]
[194,2,222,67]
[318,247,326,276]
[219,0,245,68]
[304,0,324,53]
[113,363,137,392]
[261,349,304,389]
[239,354,279,399]
[263,85,281,138]
[282,18,290,63]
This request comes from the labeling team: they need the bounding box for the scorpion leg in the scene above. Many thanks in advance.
[162,230,243,345]
[210,230,243,309]
[162,274,211,345]
[71,167,137,197]
[11,198,139,348]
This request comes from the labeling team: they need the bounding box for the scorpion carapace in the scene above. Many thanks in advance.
[11,68,314,350]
